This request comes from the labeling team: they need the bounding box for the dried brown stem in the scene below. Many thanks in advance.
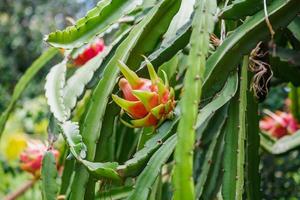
[4,178,37,200]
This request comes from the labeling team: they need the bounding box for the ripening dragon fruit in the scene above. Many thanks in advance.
[73,39,105,66]
[260,110,299,139]
[20,140,59,176]
[112,58,175,128]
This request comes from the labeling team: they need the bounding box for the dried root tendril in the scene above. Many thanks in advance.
[210,33,221,47]
[248,42,273,100]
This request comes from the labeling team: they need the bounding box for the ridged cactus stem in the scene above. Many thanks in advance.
[172,0,217,199]
[236,56,248,199]
[246,60,261,199]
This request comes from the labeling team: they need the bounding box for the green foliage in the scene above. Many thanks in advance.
[271,47,300,86]
[81,160,120,180]
[68,1,181,199]
[0,48,58,138]
[261,130,300,154]
[45,61,67,123]
[46,0,142,49]
[203,0,300,100]
[2,0,300,199]
[221,0,264,20]
[118,110,179,177]
[60,121,87,159]
[126,135,177,200]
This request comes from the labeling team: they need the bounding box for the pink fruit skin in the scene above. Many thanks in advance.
[20,140,59,176]
[73,39,105,66]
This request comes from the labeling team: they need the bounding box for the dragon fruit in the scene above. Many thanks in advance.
[73,38,105,66]
[112,58,175,128]
[260,110,299,139]
[20,140,59,176]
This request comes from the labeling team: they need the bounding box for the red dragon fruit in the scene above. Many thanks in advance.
[73,38,105,66]
[260,110,299,139]
[112,58,175,128]
[20,140,59,176]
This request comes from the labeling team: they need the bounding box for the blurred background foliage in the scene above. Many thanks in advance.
[0,0,97,111]
[260,85,300,200]
[0,1,97,199]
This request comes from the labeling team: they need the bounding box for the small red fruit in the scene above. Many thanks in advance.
[73,39,105,66]
[20,140,59,176]
[260,110,299,139]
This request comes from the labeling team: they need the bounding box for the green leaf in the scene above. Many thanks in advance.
[41,151,59,200]
[221,0,264,20]
[45,61,67,122]
[202,0,300,100]
[173,1,217,199]
[81,160,120,180]
[60,121,87,159]
[0,48,58,138]
[45,0,142,49]
[126,134,177,200]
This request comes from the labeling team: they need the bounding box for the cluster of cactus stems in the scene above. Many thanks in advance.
[1,0,300,199]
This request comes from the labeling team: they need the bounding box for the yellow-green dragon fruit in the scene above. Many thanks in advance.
[112,58,175,128]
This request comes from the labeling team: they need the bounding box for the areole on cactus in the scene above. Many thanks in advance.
[112,57,175,128]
